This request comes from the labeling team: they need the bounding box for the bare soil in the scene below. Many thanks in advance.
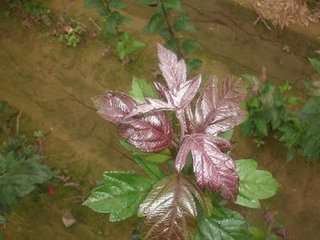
[1,0,320,239]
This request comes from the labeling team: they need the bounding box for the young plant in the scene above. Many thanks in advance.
[137,0,202,70]
[0,102,55,225]
[241,73,302,159]
[85,45,278,239]
[59,24,84,48]
[7,0,51,26]
[84,0,145,61]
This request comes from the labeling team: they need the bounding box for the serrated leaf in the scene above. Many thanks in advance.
[116,33,145,60]
[308,58,320,74]
[0,151,53,210]
[129,45,201,115]
[157,43,187,91]
[195,76,247,136]
[129,77,158,103]
[197,208,249,240]
[119,112,173,152]
[296,97,320,160]
[84,171,152,222]
[176,133,239,201]
[157,44,201,108]
[144,13,165,33]
[139,174,207,240]
[173,15,195,33]
[92,91,137,124]
[235,159,278,208]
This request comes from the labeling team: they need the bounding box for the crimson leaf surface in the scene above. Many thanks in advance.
[175,133,239,201]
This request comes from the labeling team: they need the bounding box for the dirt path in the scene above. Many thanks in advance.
[1,0,320,239]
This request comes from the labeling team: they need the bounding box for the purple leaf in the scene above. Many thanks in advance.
[118,112,173,152]
[157,44,186,92]
[139,174,207,240]
[92,91,137,124]
[172,75,201,109]
[195,76,247,135]
[175,133,239,201]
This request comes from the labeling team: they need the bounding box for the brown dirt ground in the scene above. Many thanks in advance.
[1,0,320,239]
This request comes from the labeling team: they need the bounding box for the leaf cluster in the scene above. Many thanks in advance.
[86,46,278,239]
[138,0,201,70]
[84,0,144,61]
[0,135,54,216]
[241,69,320,162]
[241,74,303,159]
[7,0,50,23]
[59,24,84,48]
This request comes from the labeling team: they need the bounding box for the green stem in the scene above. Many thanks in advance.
[158,0,184,57]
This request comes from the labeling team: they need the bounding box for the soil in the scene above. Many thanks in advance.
[0,0,320,239]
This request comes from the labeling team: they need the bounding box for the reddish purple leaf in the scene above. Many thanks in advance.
[195,76,247,135]
[175,133,239,201]
[119,112,173,152]
[139,174,207,240]
[157,44,186,92]
[155,45,201,110]
[171,75,201,109]
[92,91,137,124]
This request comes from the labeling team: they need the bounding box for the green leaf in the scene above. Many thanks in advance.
[0,138,54,212]
[182,39,200,54]
[84,0,109,16]
[165,38,179,51]
[120,140,171,163]
[253,118,268,137]
[296,97,320,161]
[139,174,207,240]
[119,139,165,182]
[0,214,5,224]
[235,159,278,208]
[129,77,158,103]
[219,129,234,141]
[286,97,298,105]
[197,208,249,240]
[132,155,163,182]
[116,33,145,60]
[84,171,152,222]
[173,14,195,33]
[109,0,126,9]
[101,11,128,37]
[162,0,182,11]
[0,100,10,114]
[308,58,320,74]
[186,58,203,71]
[144,13,165,33]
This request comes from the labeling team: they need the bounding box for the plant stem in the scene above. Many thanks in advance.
[158,0,184,58]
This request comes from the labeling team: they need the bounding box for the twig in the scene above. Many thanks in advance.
[254,16,271,31]
[89,18,101,31]
[15,110,22,136]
